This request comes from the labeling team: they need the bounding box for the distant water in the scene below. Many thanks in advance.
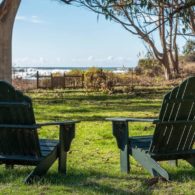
[12,66,132,80]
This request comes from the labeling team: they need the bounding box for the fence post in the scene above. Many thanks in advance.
[51,73,53,89]
[36,71,39,89]
[64,72,66,89]
[131,68,134,91]
[82,74,84,88]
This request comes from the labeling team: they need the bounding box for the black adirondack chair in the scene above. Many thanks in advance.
[0,81,79,183]
[107,77,195,180]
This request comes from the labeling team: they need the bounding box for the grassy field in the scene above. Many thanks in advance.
[1,87,195,194]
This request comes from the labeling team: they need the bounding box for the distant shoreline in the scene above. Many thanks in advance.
[12,66,134,80]
[12,66,134,70]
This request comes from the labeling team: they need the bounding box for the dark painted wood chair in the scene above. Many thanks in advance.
[0,81,79,183]
[107,77,195,180]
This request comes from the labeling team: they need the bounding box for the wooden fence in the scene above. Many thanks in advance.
[36,71,136,90]
[36,72,84,89]
[35,70,183,90]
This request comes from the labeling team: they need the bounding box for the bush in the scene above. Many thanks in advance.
[84,67,107,90]
[66,69,83,76]
[137,58,163,77]
[184,52,195,62]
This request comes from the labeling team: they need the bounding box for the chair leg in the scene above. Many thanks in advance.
[168,160,178,167]
[132,148,169,181]
[112,121,130,173]
[58,149,67,174]
[57,124,75,174]
[120,148,130,174]
[24,147,58,184]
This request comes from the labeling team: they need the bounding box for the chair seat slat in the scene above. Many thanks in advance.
[0,102,30,106]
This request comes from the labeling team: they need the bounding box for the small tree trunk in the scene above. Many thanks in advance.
[0,21,12,83]
[172,62,180,78]
[163,65,172,80]
[162,55,172,80]
[0,0,21,83]
[171,47,180,78]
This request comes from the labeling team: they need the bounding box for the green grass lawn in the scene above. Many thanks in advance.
[1,88,195,194]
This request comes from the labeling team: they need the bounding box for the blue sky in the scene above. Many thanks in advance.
[13,0,146,67]
[13,0,185,68]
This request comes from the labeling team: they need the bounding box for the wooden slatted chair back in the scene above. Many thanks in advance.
[150,77,195,154]
[0,81,41,157]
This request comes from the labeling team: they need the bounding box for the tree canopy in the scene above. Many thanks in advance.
[183,39,195,55]
[0,0,195,82]
[67,0,195,79]
[0,0,71,82]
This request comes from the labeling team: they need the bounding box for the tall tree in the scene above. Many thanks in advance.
[0,0,21,83]
[178,5,195,35]
[151,1,195,35]
[1,0,194,82]
[77,0,181,80]
[0,0,71,83]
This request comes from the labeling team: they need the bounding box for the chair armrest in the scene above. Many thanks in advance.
[0,120,80,130]
[0,121,78,155]
[153,120,195,125]
[0,124,39,129]
[36,120,80,128]
[108,118,158,150]
[106,118,159,123]
[38,121,79,152]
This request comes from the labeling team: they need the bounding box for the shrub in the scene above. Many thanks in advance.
[137,58,163,77]
[84,67,107,90]
[66,69,83,76]
[184,52,195,62]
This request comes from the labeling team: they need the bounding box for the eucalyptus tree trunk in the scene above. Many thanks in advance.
[163,64,172,80]
[0,0,21,83]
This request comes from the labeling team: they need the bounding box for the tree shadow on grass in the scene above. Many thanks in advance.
[32,90,164,103]
[2,166,195,193]
[35,102,160,122]
[0,167,151,194]
[170,168,195,181]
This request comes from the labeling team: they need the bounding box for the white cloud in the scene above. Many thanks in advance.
[13,55,133,67]
[16,16,27,21]
[13,57,29,63]
[16,15,45,24]
[107,56,113,61]
[13,57,46,65]
[71,56,131,63]
[115,56,131,61]
[31,16,44,24]
[87,56,94,61]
